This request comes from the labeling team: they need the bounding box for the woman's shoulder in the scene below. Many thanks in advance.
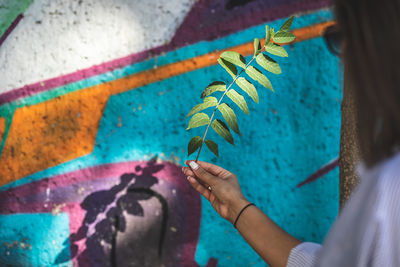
[316,153,400,266]
[364,152,400,191]
[360,152,400,217]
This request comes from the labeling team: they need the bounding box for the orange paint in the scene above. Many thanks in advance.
[0,87,109,186]
[0,117,5,146]
[291,21,335,43]
[0,21,334,186]
[109,21,335,95]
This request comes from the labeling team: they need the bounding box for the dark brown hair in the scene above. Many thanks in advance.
[335,0,400,167]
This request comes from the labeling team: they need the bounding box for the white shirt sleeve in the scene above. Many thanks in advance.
[287,242,322,267]
[286,153,400,267]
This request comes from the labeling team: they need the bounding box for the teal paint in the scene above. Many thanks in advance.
[0,0,32,37]
[3,32,340,267]
[0,9,335,190]
[0,9,341,267]
[0,10,333,112]
[0,213,71,266]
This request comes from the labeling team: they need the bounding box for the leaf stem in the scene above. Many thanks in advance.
[195,48,264,162]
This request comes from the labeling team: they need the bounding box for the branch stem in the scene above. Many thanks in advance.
[195,48,264,162]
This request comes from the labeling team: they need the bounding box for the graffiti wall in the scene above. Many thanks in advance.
[0,0,341,266]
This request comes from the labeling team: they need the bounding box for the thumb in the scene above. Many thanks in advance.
[186,161,217,186]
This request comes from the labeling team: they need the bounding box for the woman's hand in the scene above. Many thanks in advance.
[183,160,300,267]
[182,160,250,224]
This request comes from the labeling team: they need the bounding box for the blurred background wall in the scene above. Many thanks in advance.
[0,0,341,266]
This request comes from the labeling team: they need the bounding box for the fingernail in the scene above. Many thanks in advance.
[189,161,199,170]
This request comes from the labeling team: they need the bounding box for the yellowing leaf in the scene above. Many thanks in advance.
[188,136,202,156]
[220,51,246,68]
[272,31,296,44]
[236,77,259,103]
[265,43,288,57]
[201,81,226,98]
[218,103,240,134]
[205,139,218,157]
[211,119,234,145]
[245,66,273,91]
[186,96,217,118]
[218,58,237,78]
[256,54,282,74]
[226,89,249,115]
[187,113,210,130]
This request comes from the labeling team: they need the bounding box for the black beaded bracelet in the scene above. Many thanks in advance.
[233,203,255,228]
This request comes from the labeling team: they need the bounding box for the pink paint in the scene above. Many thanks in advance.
[0,0,332,106]
[172,0,332,47]
[296,157,339,187]
[0,161,189,201]
[62,203,89,267]
[0,161,203,267]
[0,43,176,105]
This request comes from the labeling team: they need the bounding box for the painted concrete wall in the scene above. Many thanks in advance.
[0,0,340,266]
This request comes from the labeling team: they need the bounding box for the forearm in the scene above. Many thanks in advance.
[233,199,301,267]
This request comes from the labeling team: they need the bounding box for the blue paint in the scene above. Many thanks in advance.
[0,9,336,190]
[0,9,341,267]
[0,9,333,114]
[0,213,71,266]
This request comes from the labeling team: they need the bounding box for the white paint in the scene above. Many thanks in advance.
[0,0,195,93]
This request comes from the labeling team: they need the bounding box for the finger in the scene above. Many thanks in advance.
[182,167,195,177]
[186,160,231,178]
[186,161,218,186]
[183,167,210,189]
[187,176,211,200]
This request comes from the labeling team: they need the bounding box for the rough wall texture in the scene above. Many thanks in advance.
[0,0,341,266]
[339,73,360,208]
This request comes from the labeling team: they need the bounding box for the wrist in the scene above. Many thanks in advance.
[228,197,251,224]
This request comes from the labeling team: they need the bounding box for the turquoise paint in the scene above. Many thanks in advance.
[1,33,341,267]
[0,213,71,266]
[0,0,32,37]
[0,9,333,112]
[0,106,15,157]
[0,9,336,190]
[0,9,341,266]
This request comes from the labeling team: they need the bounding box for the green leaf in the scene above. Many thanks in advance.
[270,27,275,38]
[205,139,219,157]
[265,25,271,45]
[265,43,288,57]
[245,66,273,91]
[188,136,202,156]
[272,31,296,44]
[256,54,282,75]
[187,112,210,130]
[279,16,294,32]
[217,58,237,78]
[253,38,261,56]
[226,89,249,115]
[186,96,217,118]
[220,51,246,68]
[201,81,226,98]
[236,77,259,103]
[218,103,240,134]
[211,119,234,145]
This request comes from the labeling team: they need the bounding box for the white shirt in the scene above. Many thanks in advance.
[287,152,400,267]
